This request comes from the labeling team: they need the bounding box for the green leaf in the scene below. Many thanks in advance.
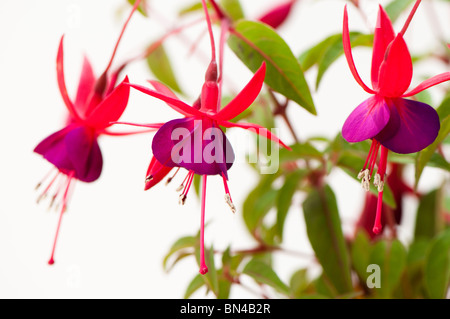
[228,20,316,114]
[147,43,183,94]
[243,259,290,295]
[414,189,444,240]
[350,230,372,281]
[279,142,323,162]
[193,174,201,198]
[406,239,429,298]
[302,185,353,294]
[385,0,415,23]
[199,246,219,297]
[424,229,450,298]
[220,0,245,21]
[369,240,407,298]
[415,114,450,187]
[184,274,206,299]
[275,170,304,241]
[163,236,197,271]
[217,274,232,299]
[242,173,279,234]
[179,2,206,17]
[437,93,450,119]
[299,32,373,89]
[290,269,309,298]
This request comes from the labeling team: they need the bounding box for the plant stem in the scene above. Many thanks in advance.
[399,0,422,36]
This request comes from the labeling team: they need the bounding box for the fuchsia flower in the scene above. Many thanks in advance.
[126,0,290,275]
[342,2,450,234]
[34,2,143,265]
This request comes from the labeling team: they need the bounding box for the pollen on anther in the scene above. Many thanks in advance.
[224,194,236,214]
[145,175,153,183]
[179,194,187,205]
[377,181,384,192]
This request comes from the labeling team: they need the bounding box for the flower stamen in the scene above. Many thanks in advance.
[222,173,236,213]
[179,171,195,205]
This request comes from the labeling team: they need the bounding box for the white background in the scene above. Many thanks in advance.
[0,0,448,298]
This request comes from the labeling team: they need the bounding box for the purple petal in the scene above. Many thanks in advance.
[34,125,103,182]
[65,126,103,182]
[342,96,391,143]
[377,98,440,154]
[34,126,76,174]
[152,118,234,176]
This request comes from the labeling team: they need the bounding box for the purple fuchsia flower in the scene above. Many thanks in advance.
[124,0,290,275]
[342,2,450,234]
[34,1,145,265]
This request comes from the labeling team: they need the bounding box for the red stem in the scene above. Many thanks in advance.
[201,0,216,62]
[103,0,142,75]
[199,175,209,275]
[399,0,422,36]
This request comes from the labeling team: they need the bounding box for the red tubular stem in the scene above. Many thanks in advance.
[399,0,422,36]
[103,0,142,75]
[199,175,209,275]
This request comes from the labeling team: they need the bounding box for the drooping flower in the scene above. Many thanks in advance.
[34,1,144,265]
[341,2,450,234]
[257,0,298,29]
[125,0,290,275]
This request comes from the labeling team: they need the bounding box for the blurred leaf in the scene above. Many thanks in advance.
[279,142,323,162]
[217,273,232,299]
[406,239,430,298]
[243,259,290,295]
[415,89,434,106]
[147,43,183,94]
[369,240,407,298]
[275,170,305,241]
[415,114,450,187]
[385,0,415,23]
[220,0,245,21]
[437,93,450,119]
[290,268,309,298]
[228,20,316,114]
[193,173,201,198]
[179,2,208,16]
[350,230,372,282]
[298,32,373,89]
[414,189,444,240]
[243,173,279,235]
[312,274,337,298]
[184,274,205,299]
[424,229,450,298]
[163,236,197,271]
[302,185,353,294]
[198,246,219,297]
